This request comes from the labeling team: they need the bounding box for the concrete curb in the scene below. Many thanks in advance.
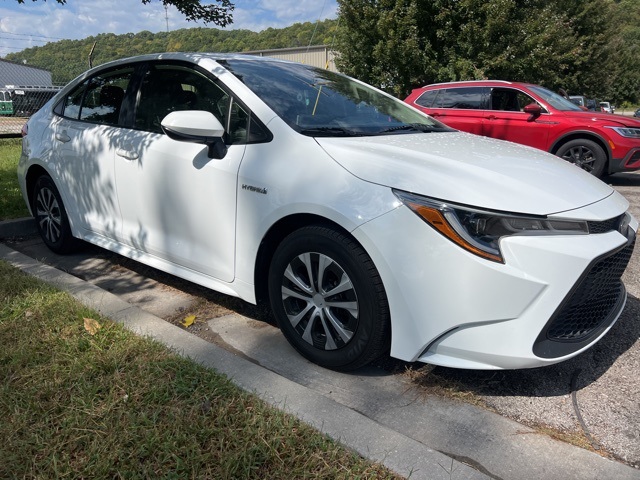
[0,217,37,238]
[0,242,488,480]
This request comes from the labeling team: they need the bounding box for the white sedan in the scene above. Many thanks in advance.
[18,53,637,370]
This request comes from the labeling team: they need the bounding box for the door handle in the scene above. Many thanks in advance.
[486,115,497,120]
[55,131,71,143]
[116,148,139,160]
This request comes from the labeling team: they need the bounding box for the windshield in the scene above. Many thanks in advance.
[222,59,452,137]
[528,85,583,112]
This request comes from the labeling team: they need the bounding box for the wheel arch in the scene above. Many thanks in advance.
[25,164,53,212]
[550,131,612,170]
[254,213,365,307]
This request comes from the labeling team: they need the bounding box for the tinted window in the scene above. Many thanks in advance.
[415,90,438,107]
[135,65,230,134]
[133,64,269,144]
[62,68,133,124]
[490,88,540,112]
[434,87,486,109]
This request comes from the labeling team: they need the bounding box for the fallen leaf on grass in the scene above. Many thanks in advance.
[181,315,196,328]
[83,317,102,335]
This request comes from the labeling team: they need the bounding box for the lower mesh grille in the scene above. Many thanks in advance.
[547,240,634,341]
[533,237,635,358]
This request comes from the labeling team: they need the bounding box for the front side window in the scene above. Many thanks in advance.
[434,87,486,109]
[135,65,229,135]
[490,88,541,112]
[134,63,269,144]
[61,68,133,124]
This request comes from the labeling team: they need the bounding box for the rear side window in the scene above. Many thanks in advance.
[414,90,438,108]
[434,87,486,109]
[60,68,134,125]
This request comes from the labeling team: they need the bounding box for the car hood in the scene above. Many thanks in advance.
[316,132,614,216]
[560,110,640,127]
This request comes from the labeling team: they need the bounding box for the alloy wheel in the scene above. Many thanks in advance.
[281,252,359,351]
[35,186,62,244]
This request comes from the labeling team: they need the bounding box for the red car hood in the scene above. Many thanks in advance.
[559,111,640,127]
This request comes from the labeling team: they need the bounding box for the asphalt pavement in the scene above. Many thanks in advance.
[2,172,640,480]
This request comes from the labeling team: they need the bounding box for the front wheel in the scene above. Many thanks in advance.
[268,226,390,371]
[556,139,607,178]
[32,175,78,254]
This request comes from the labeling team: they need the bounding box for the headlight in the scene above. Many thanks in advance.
[607,126,640,139]
[393,190,588,263]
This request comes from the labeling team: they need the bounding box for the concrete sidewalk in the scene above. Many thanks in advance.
[1,218,639,480]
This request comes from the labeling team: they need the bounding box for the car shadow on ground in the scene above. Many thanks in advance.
[55,240,640,398]
[6,235,637,398]
[396,294,640,398]
[603,172,640,187]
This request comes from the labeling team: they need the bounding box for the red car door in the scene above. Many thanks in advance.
[482,87,551,149]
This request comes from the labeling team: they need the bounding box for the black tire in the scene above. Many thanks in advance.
[556,139,607,178]
[32,175,78,254]
[268,226,390,371]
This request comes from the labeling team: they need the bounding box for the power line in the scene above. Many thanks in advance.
[0,31,66,41]
[0,36,51,44]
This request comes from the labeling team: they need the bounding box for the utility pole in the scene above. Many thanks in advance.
[165,5,169,33]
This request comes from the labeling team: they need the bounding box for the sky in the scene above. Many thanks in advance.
[0,0,339,56]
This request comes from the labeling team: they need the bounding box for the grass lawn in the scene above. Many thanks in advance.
[0,260,399,479]
[0,138,30,220]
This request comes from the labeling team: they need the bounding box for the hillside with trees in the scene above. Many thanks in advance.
[4,19,337,84]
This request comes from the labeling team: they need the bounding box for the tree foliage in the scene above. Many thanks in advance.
[17,0,234,26]
[334,0,640,104]
[4,20,338,84]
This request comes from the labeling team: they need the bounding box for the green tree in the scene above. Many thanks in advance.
[334,0,633,102]
[604,0,640,105]
[16,0,234,26]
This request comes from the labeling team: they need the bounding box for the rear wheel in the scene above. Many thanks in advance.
[556,139,607,178]
[32,175,78,254]
[268,226,390,371]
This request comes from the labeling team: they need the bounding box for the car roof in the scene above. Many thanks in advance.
[80,52,295,77]
[417,80,536,90]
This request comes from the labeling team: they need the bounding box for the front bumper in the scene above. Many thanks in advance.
[353,196,637,369]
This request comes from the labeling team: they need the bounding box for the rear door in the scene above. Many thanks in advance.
[51,66,135,239]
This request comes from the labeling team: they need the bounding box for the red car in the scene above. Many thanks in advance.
[405,80,640,177]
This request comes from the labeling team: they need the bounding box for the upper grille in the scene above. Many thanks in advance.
[587,215,624,235]
[533,237,635,358]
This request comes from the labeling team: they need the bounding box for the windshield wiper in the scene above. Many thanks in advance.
[379,123,450,134]
[299,126,364,137]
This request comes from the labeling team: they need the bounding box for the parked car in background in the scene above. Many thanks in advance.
[405,80,640,177]
[599,101,615,114]
[634,108,640,118]
[18,54,637,371]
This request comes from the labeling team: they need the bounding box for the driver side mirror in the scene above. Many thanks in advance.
[161,110,227,159]
[523,103,542,122]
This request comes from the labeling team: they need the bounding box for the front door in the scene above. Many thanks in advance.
[114,63,245,282]
[482,87,551,150]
